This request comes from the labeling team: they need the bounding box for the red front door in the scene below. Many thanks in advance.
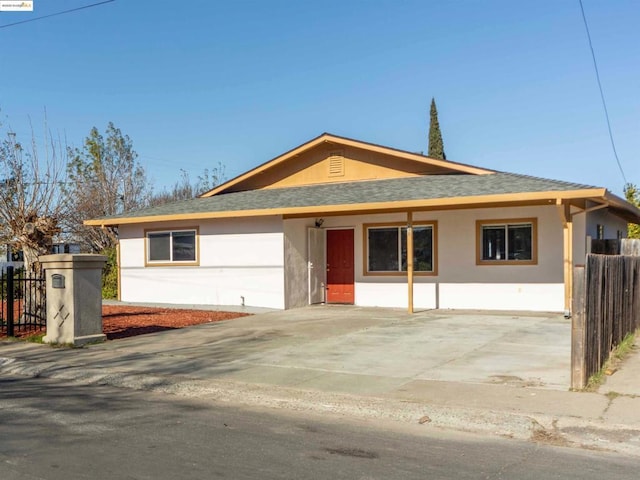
[326,229,354,304]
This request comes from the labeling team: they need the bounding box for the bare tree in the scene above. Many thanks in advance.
[66,123,151,253]
[0,120,69,275]
[0,117,69,323]
[150,163,226,206]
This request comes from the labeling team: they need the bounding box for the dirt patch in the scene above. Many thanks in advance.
[530,419,570,447]
[488,375,545,388]
[1,305,250,340]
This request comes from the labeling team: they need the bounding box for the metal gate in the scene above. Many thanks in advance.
[0,266,47,337]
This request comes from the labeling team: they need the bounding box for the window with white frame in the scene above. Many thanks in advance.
[477,219,536,265]
[365,223,436,274]
[146,229,197,264]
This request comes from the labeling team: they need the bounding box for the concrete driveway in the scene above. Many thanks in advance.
[90,305,571,392]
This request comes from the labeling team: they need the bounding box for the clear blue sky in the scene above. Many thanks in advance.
[1,0,638,196]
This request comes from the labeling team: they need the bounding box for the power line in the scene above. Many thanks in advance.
[578,0,627,185]
[0,0,115,29]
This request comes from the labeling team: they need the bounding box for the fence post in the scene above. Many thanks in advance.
[6,266,14,337]
[571,265,587,389]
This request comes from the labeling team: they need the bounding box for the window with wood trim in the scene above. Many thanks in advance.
[476,219,537,265]
[364,222,437,275]
[146,228,198,265]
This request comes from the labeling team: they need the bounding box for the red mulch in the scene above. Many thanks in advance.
[102,305,249,340]
[1,305,249,340]
[0,300,21,322]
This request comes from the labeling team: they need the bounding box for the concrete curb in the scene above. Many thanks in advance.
[2,356,639,456]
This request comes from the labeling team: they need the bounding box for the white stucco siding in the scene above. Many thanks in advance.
[118,216,286,309]
[355,283,437,309]
[120,266,284,308]
[437,283,564,311]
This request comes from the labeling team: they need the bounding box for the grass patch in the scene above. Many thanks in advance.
[614,333,636,360]
[605,391,622,400]
[23,332,45,343]
[1,332,45,343]
[585,332,637,391]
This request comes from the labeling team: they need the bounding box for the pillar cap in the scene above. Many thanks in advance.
[39,253,108,269]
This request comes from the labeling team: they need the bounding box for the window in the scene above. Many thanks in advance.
[146,229,198,265]
[365,222,436,275]
[477,219,537,265]
[596,224,604,240]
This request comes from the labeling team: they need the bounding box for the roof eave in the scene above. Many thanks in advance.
[84,188,606,227]
[602,191,640,224]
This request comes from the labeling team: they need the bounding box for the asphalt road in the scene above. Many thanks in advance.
[0,375,637,480]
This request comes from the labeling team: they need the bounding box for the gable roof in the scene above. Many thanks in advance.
[200,133,494,197]
[85,133,640,227]
[85,172,640,226]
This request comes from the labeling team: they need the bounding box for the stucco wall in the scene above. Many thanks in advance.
[118,204,576,312]
[284,205,565,311]
[118,216,285,309]
[572,208,587,266]
[586,207,628,240]
[283,219,310,309]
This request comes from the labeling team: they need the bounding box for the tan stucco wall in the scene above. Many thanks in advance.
[283,219,311,309]
[234,145,450,191]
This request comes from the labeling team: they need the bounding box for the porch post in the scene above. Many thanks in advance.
[407,211,414,314]
[557,200,573,316]
[565,219,573,315]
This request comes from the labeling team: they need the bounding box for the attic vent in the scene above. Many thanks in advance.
[328,151,344,177]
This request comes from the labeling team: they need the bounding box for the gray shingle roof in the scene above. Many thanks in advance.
[96,172,600,222]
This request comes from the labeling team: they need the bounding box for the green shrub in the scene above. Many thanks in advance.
[101,246,118,299]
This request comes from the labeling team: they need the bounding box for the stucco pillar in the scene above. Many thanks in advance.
[39,254,108,346]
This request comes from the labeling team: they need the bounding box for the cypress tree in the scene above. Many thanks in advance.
[428,98,446,160]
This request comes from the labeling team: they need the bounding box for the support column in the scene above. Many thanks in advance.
[39,254,107,346]
[564,219,573,315]
[557,200,573,316]
[407,211,414,314]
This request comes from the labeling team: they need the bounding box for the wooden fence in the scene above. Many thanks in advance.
[572,253,640,389]
[622,238,640,256]
[591,238,640,255]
